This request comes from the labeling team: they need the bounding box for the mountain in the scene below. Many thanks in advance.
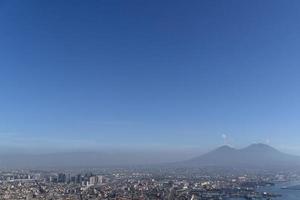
[184,143,300,168]
[0,143,299,169]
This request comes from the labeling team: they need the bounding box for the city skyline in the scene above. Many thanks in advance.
[1,0,300,154]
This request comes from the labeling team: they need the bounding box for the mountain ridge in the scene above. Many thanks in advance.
[0,143,299,169]
[183,143,300,168]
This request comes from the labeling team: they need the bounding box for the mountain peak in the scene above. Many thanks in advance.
[249,143,271,147]
[243,143,279,153]
[204,145,237,156]
[216,145,236,151]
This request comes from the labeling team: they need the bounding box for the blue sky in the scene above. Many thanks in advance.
[0,0,300,154]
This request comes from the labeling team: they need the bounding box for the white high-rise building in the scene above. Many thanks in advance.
[89,176,97,185]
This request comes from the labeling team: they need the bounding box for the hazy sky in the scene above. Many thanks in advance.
[0,0,300,154]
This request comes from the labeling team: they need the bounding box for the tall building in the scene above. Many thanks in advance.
[58,173,66,183]
[97,175,103,184]
[89,176,97,185]
[76,174,82,184]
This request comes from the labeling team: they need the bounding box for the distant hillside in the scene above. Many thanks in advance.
[0,143,299,169]
[0,150,194,169]
[183,143,300,168]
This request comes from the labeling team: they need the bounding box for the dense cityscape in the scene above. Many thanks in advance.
[0,167,299,200]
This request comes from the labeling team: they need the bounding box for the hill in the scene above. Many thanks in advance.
[184,143,300,168]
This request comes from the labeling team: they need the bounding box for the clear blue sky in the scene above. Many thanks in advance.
[0,0,300,154]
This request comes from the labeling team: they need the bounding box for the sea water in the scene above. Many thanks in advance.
[257,181,300,200]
